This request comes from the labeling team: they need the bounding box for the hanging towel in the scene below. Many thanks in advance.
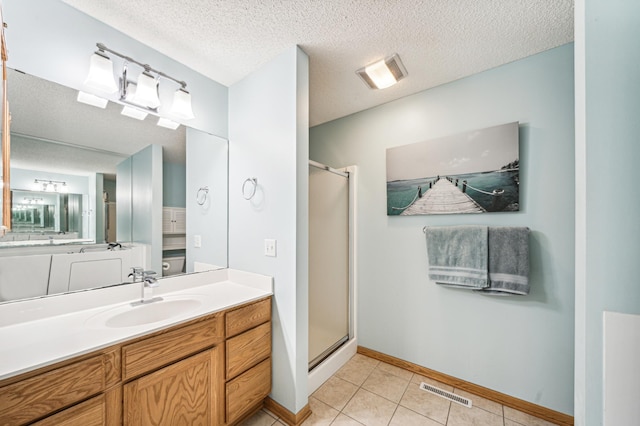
[479,227,530,295]
[425,225,489,289]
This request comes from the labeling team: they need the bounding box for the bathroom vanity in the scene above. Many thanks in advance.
[0,269,273,425]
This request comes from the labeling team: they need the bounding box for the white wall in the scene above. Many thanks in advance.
[228,46,309,414]
[310,44,575,415]
[185,129,228,271]
[575,0,640,423]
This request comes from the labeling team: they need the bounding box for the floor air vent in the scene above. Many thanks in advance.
[419,382,472,408]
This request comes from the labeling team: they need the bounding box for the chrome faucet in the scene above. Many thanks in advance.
[132,270,163,306]
[128,266,144,282]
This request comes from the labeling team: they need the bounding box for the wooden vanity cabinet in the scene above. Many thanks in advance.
[0,348,120,426]
[224,298,272,425]
[121,312,224,425]
[0,296,272,426]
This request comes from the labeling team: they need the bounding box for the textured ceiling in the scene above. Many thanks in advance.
[62,0,574,126]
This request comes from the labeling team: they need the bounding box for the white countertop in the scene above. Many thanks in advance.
[0,268,273,381]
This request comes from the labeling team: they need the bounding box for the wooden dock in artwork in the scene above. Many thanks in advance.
[401,178,485,215]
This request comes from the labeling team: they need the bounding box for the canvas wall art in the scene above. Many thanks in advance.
[386,122,519,215]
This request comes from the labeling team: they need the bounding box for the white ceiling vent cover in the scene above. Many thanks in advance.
[357,53,408,89]
[419,382,472,408]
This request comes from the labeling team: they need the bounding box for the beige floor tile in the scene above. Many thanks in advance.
[389,406,442,426]
[334,354,378,386]
[330,413,365,425]
[503,407,559,426]
[302,397,340,426]
[410,373,455,392]
[238,409,278,426]
[342,388,397,426]
[453,388,503,416]
[274,422,287,426]
[362,368,411,403]
[313,376,359,411]
[447,402,503,426]
[399,381,451,424]
[376,361,414,381]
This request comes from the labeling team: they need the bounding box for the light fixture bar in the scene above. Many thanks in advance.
[96,43,187,89]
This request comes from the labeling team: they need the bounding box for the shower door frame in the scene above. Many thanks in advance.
[308,160,357,372]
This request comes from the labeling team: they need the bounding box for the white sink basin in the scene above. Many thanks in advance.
[85,294,209,329]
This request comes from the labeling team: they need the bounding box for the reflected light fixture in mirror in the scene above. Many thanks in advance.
[157,117,180,130]
[121,105,148,120]
[33,179,68,193]
[77,91,108,109]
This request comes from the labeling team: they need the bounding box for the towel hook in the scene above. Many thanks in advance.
[196,186,209,205]
[242,177,258,200]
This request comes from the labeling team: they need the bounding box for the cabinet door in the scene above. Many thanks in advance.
[162,208,173,234]
[172,208,187,234]
[124,347,222,426]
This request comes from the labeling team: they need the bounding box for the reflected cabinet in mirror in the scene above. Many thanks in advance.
[0,68,228,304]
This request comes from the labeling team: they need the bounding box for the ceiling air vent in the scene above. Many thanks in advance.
[356,53,408,89]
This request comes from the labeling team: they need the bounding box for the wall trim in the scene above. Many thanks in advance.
[264,397,312,426]
[358,346,574,426]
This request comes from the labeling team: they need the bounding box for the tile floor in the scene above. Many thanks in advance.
[240,353,560,426]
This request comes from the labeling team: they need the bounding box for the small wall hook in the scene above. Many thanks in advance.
[196,186,209,205]
[242,178,258,200]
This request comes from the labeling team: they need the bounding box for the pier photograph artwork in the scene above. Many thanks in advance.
[386,122,520,215]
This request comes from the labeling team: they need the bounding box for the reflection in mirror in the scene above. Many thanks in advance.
[0,69,228,304]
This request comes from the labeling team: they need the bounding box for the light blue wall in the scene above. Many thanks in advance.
[310,44,575,415]
[228,46,309,414]
[580,0,640,423]
[185,129,228,271]
[163,162,186,208]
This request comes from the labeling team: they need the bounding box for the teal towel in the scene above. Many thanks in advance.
[425,225,489,289]
[479,227,530,295]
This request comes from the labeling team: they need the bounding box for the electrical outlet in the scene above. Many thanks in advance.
[264,239,277,257]
[194,235,202,248]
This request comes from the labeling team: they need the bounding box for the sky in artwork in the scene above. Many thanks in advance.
[386,122,519,182]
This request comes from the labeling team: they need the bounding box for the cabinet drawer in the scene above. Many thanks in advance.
[226,322,271,379]
[225,298,271,338]
[226,358,271,424]
[32,395,105,426]
[0,355,106,425]
[122,313,223,380]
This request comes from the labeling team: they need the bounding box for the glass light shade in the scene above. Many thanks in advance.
[84,53,118,94]
[132,72,160,108]
[364,59,398,89]
[77,91,108,109]
[157,117,180,130]
[170,89,195,119]
[121,106,148,120]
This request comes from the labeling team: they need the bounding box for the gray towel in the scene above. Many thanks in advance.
[479,227,530,295]
[425,225,489,289]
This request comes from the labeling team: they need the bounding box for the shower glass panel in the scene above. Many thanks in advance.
[309,164,349,370]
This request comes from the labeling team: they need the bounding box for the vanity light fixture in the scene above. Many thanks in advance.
[81,43,195,125]
[84,48,118,94]
[34,179,67,193]
[170,88,195,119]
[77,91,108,109]
[131,70,161,109]
[356,53,408,89]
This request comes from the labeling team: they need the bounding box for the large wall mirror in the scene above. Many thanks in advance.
[0,68,228,304]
